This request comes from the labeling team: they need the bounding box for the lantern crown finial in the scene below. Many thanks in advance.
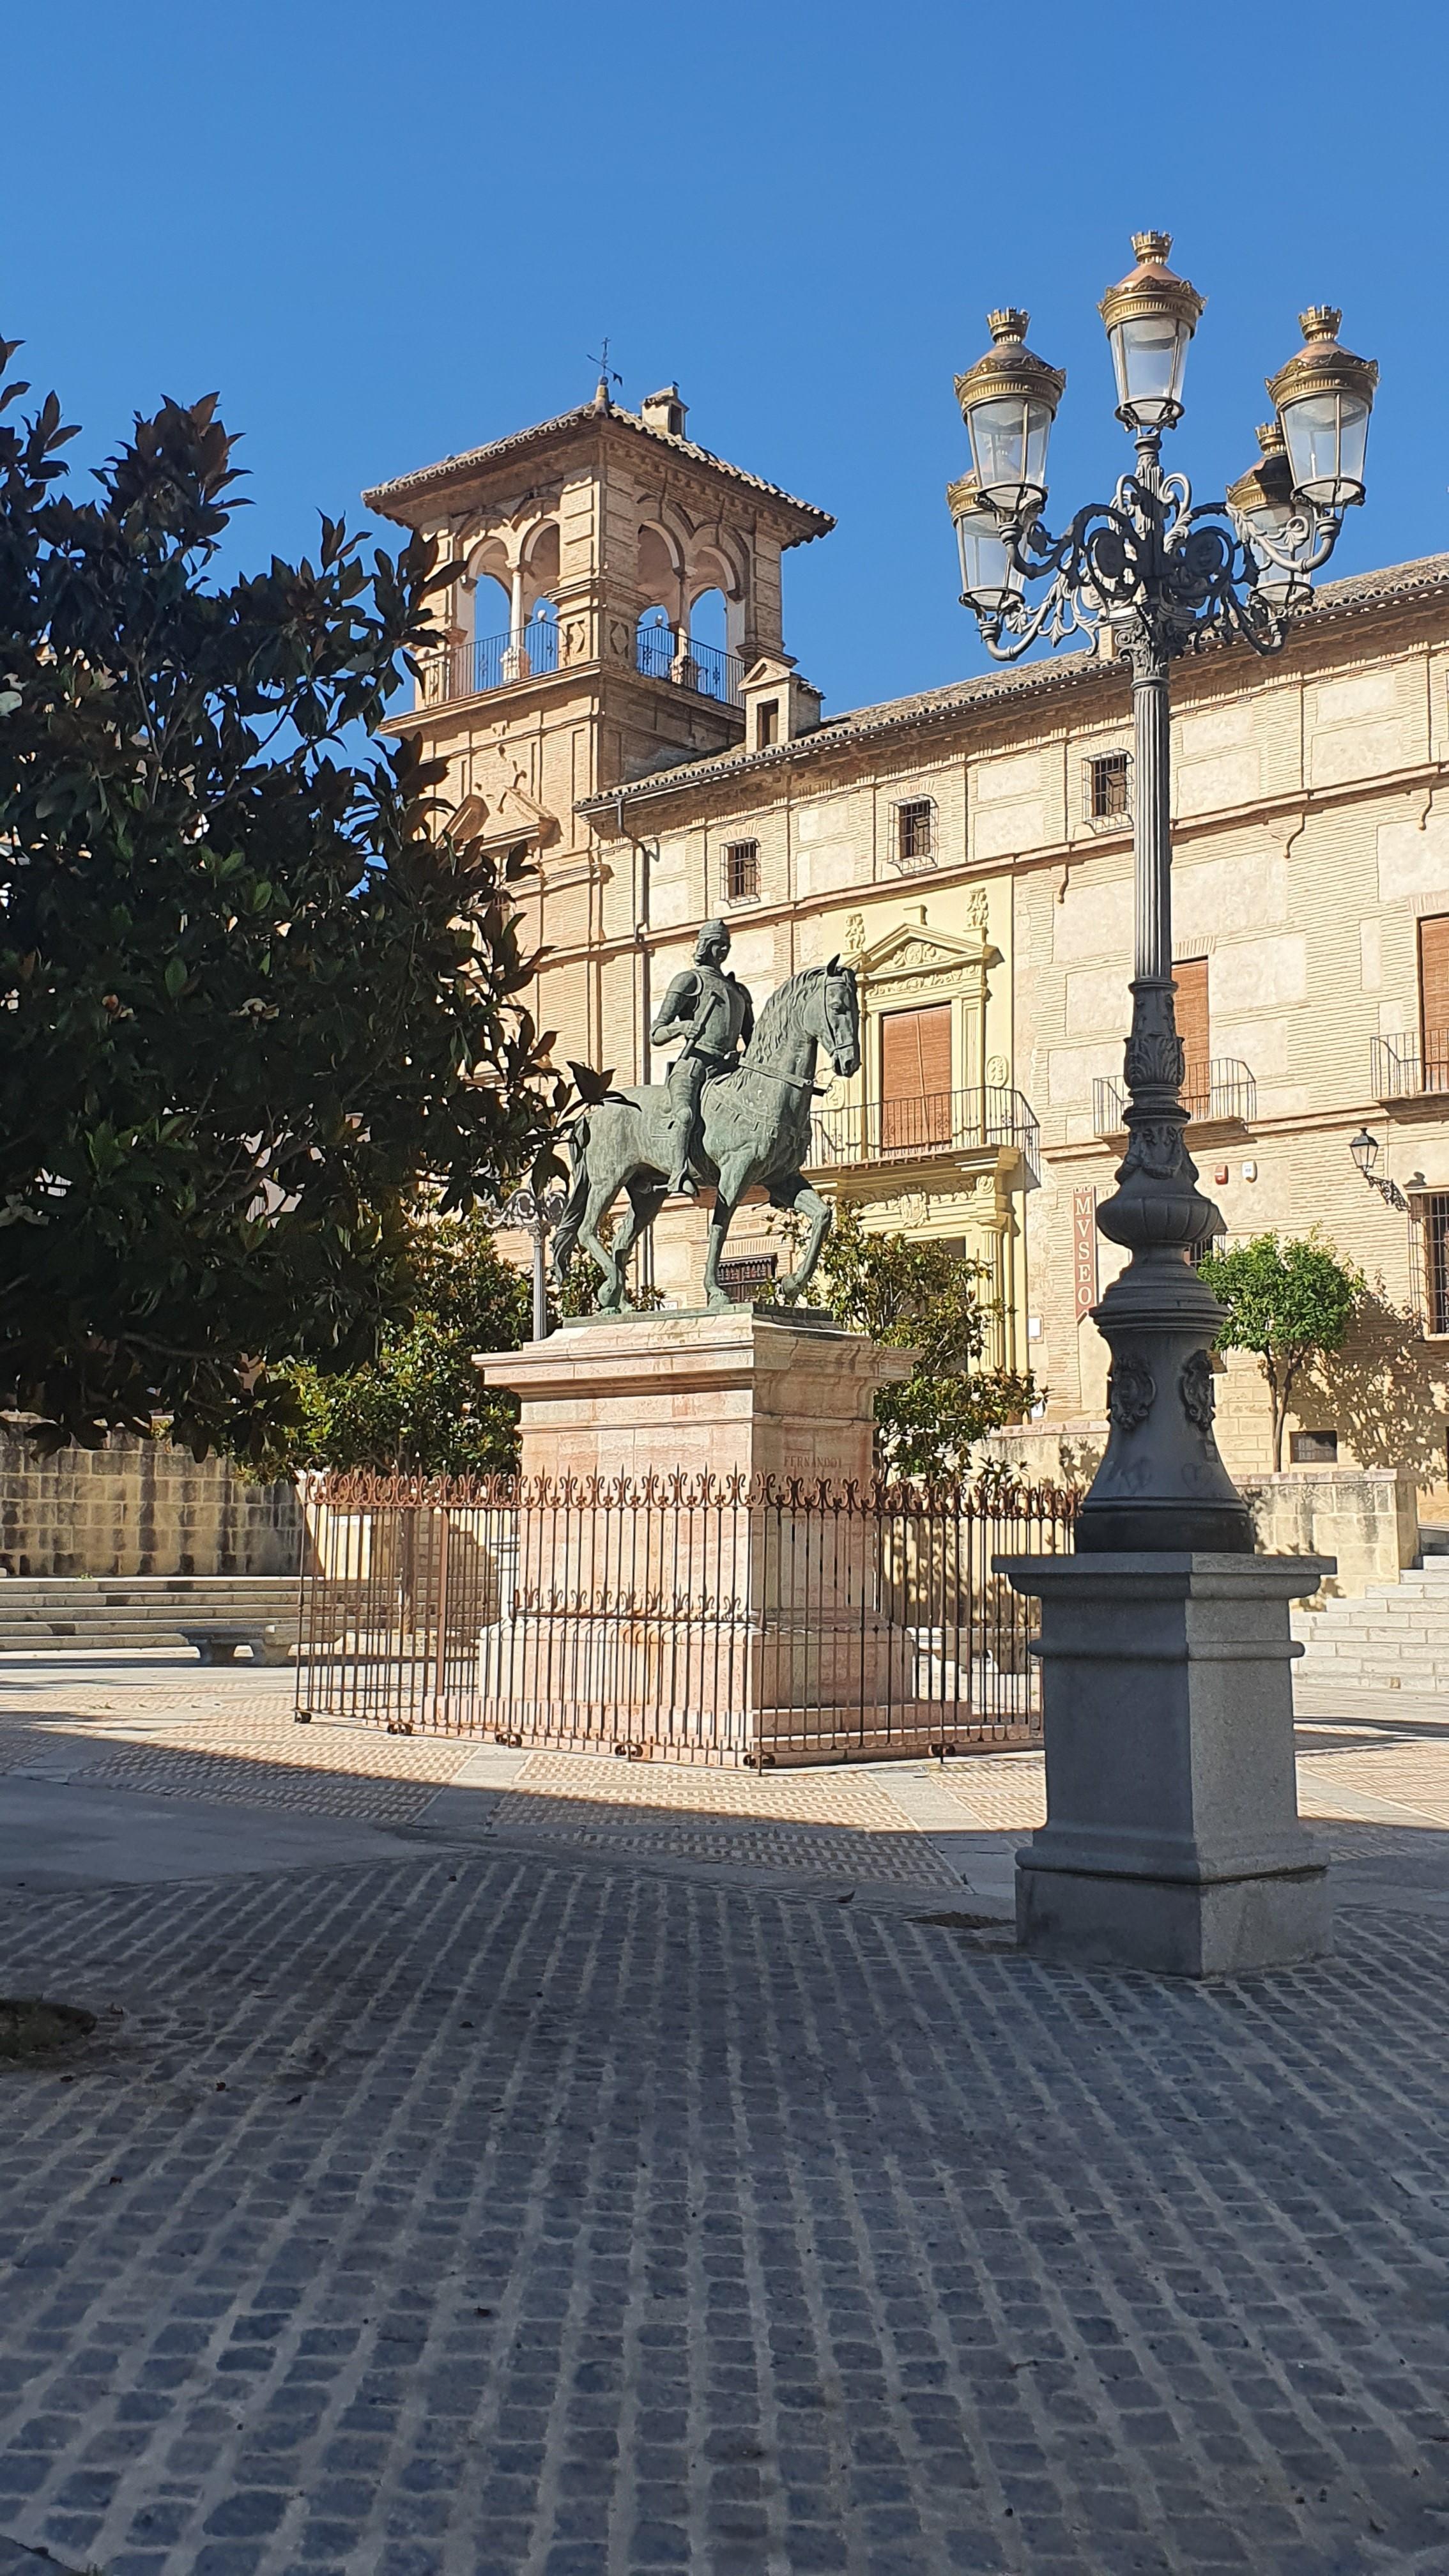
[1131,229,1174,267]
[986,308,1031,344]
[1300,305,1344,344]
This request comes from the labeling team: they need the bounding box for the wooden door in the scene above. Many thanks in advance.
[880,1006,953,1153]
[1173,958,1209,1115]
[1420,917,1449,1087]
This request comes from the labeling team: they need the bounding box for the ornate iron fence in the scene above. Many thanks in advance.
[295,1469,1078,1767]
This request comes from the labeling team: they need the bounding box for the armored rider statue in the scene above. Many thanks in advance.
[650,920,755,1197]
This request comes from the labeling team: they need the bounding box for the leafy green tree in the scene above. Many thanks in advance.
[0,341,566,1458]
[255,1209,532,1478]
[788,1206,1036,1478]
[1197,1230,1363,1471]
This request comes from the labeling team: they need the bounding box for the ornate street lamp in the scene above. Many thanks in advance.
[952,233,1376,1553]
[1349,1127,1407,1212]
[484,1184,570,1341]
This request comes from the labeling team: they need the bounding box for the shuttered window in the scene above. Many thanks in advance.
[1420,917,1449,1086]
[880,1005,952,1153]
[1173,958,1209,1113]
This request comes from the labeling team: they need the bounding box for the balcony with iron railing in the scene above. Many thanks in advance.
[808,1086,1041,1184]
[420,622,562,707]
[1371,1031,1449,1105]
[634,621,745,706]
[1092,1059,1257,1138]
[418,617,747,712]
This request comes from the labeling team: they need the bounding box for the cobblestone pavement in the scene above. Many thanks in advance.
[0,1658,1448,2573]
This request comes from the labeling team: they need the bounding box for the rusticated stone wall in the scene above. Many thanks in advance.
[0,1430,303,1577]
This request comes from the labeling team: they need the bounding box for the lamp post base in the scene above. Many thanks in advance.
[1073,1496,1254,1554]
[995,1551,1332,1976]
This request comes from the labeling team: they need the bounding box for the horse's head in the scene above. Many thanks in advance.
[815,956,861,1079]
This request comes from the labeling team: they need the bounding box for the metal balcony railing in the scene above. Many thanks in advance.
[808,1085,1041,1184]
[1371,1031,1449,1101]
[1092,1059,1256,1137]
[420,623,562,707]
[635,622,745,706]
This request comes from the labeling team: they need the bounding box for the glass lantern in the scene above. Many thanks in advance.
[947,472,1023,619]
[953,310,1064,520]
[1098,232,1205,433]
[1227,422,1312,610]
[1268,308,1377,511]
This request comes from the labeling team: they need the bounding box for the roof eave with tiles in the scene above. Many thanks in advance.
[363,401,834,545]
[577,550,1449,822]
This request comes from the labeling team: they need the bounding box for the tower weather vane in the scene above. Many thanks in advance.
[588,339,623,404]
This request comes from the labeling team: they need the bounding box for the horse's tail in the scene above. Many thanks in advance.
[549,1122,590,1285]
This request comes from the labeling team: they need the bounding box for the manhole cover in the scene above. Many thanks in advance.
[0,1997,98,2062]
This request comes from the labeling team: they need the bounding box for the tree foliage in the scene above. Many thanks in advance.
[253,1209,532,1479]
[0,342,567,1457]
[791,1207,1036,1478]
[1197,1229,1363,1471]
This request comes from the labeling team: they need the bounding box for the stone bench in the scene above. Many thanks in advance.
[180,1623,295,1667]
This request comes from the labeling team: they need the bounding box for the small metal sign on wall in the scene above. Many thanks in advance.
[1072,1187,1098,1321]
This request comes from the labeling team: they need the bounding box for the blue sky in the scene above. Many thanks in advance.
[6,0,1444,719]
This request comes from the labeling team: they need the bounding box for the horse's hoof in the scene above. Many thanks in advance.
[705,1291,734,1312]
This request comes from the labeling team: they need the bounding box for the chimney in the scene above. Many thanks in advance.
[640,384,689,438]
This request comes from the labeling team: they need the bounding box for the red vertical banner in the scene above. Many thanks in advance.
[1073,1187,1098,1321]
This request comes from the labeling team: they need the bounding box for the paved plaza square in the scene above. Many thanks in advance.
[0,1656,1447,2575]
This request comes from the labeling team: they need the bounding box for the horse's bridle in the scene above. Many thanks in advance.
[733,1061,822,1094]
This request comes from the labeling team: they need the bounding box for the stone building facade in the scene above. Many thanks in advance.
[367,388,1449,1501]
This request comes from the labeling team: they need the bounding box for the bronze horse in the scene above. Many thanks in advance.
[551,959,861,1311]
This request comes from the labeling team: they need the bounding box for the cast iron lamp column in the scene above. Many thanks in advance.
[951,236,1377,1551]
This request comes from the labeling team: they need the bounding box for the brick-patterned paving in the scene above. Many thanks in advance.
[1,1850,1448,2575]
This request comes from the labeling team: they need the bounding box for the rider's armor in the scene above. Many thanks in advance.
[652,960,754,1194]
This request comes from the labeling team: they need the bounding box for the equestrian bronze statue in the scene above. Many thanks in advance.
[551,950,861,1312]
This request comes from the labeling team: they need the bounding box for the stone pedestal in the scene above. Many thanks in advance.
[477,1306,907,1491]
[995,1551,1332,1975]
[471,1310,958,1764]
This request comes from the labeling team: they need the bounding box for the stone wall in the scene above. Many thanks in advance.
[1238,1466,1420,1604]
[983,1417,1420,1602]
[0,1432,303,1578]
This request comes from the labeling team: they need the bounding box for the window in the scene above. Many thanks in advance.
[1419,916,1449,1088]
[722,840,760,905]
[755,700,779,749]
[1084,749,1131,824]
[1290,1430,1339,1464]
[1425,1192,1449,1335]
[880,1005,953,1153]
[716,1243,778,1299]
[1173,957,1210,1115]
[894,798,935,869]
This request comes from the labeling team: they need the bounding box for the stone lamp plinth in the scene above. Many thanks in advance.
[995,1550,1332,1975]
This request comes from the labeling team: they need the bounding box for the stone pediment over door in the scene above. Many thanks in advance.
[854,907,1001,1006]
[847,904,1004,1110]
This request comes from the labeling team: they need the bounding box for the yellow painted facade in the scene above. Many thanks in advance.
[368,390,1449,1496]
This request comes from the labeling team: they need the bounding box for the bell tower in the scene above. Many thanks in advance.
[365,380,832,1075]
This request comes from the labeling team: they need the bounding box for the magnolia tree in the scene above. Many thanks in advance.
[0,342,572,1459]
[1196,1230,1363,1472]
[792,1207,1036,1478]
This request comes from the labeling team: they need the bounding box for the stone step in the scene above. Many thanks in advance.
[0,1575,301,1653]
